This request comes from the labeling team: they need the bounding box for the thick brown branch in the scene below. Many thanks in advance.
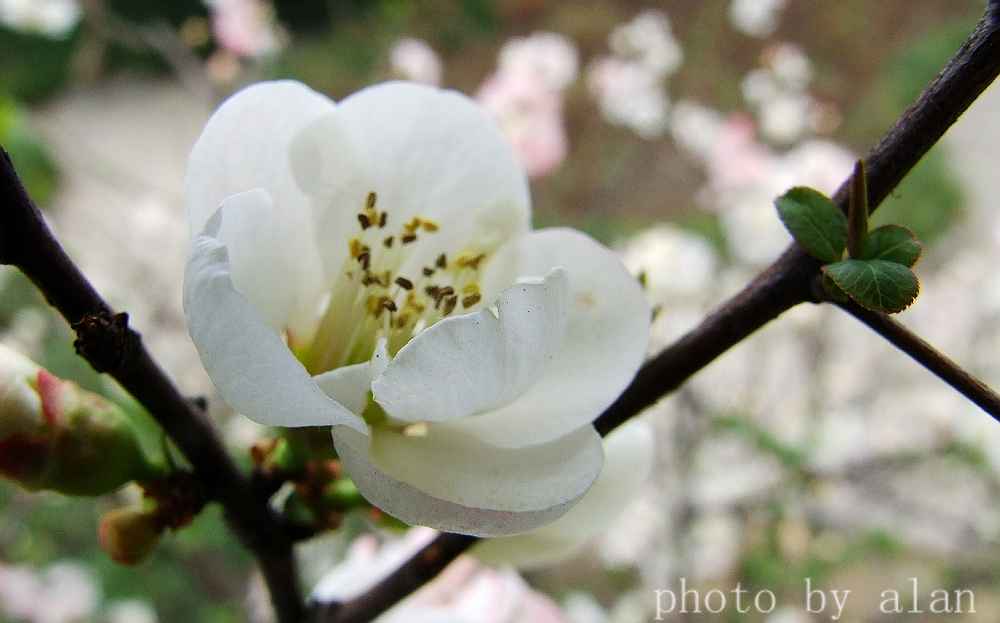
[836,300,1000,419]
[316,8,1000,622]
[0,149,304,623]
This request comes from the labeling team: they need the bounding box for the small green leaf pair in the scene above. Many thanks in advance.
[775,161,922,314]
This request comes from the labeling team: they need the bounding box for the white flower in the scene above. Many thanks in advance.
[390,38,443,86]
[0,0,79,38]
[183,81,649,536]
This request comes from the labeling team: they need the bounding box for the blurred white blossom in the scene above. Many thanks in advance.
[589,10,682,138]
[390,38,443,86]
[498,32,579,91]
[729,0,787,38]
[0,0,79,38]
[0,561,100,623]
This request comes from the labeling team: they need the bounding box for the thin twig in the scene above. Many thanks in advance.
[0,149,304,623]
[836,300,1000,420]
[315,7,1000,621]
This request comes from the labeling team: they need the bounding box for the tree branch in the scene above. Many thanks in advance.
[314,7,1000,622]
[835,300,1000,419]
[0,149,304,623]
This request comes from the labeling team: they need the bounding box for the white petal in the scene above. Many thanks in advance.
[185,81,332,337]
[452,228,650,447]
[372,269,569,423]
[332,423,603,537]
[215,189,298,331]
[291,81,531,279]
[184,211,366,431]
[185,80,333,234]
[313,339,388,414]
[473,419,654,568]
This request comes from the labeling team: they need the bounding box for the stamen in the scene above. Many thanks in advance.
[379,212,388,228]
[366,192,377,210]
[422,267,435,277]
[401,233,418,245]
[462,294,482,308]
[420,220,439,232]
[383,236,394,248]
[443,295,458,316]
[349,238,364,258]
[357,213,372,230]
[395,276,414,290]
[436,253,447,269]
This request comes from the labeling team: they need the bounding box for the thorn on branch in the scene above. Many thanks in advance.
[72,311,139,374]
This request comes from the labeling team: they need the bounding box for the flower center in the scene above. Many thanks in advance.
[301,192,489,374]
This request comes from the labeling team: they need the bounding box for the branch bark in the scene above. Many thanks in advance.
[315,7,1000,622]
[0,149,304,623]
[835,300,1000,419]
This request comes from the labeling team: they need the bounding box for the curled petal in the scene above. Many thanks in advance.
[453,228,650,447]
[332,423,603,537]
[184,210,365,431]
[473,419,655,568]
[372,269,569,423]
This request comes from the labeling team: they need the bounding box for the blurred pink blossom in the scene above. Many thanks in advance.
[312,528,570,623]
[204,0,280,58]
[477,59,569,178]
[390,38,443,86]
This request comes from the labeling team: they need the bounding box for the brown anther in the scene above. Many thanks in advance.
[435,253,447,269]
[421,220,439,232]
[384,236,394,248]
[361,273,379,286]
[378,212,388,228]
[366,192,377,210]
[462,294,482,308]
[443,295,458,316]
[381,298,398,313]
[357,252,371,270]
[357,213,372,230]
[425,285,440,298]
[422,267,435,277]
[395,314,410,328]
[395,276,414,290]
[438,286,455,297]
[401,233,418,244]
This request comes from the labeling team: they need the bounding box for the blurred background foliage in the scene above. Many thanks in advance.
[0,0,994,621]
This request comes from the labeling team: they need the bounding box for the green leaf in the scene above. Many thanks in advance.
[822,259,920,314]
[775,187,848,263]
[861,224,922,267]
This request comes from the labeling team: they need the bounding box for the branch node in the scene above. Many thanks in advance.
[72,311,140,374]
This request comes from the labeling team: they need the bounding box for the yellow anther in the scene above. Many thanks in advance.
[366,192,377,210]
[420,219,439,232]
[456,253,486,270]
[462,283,480,295]
[349,238,364,258]
[462,294,482,308]
[403,217,422,233]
